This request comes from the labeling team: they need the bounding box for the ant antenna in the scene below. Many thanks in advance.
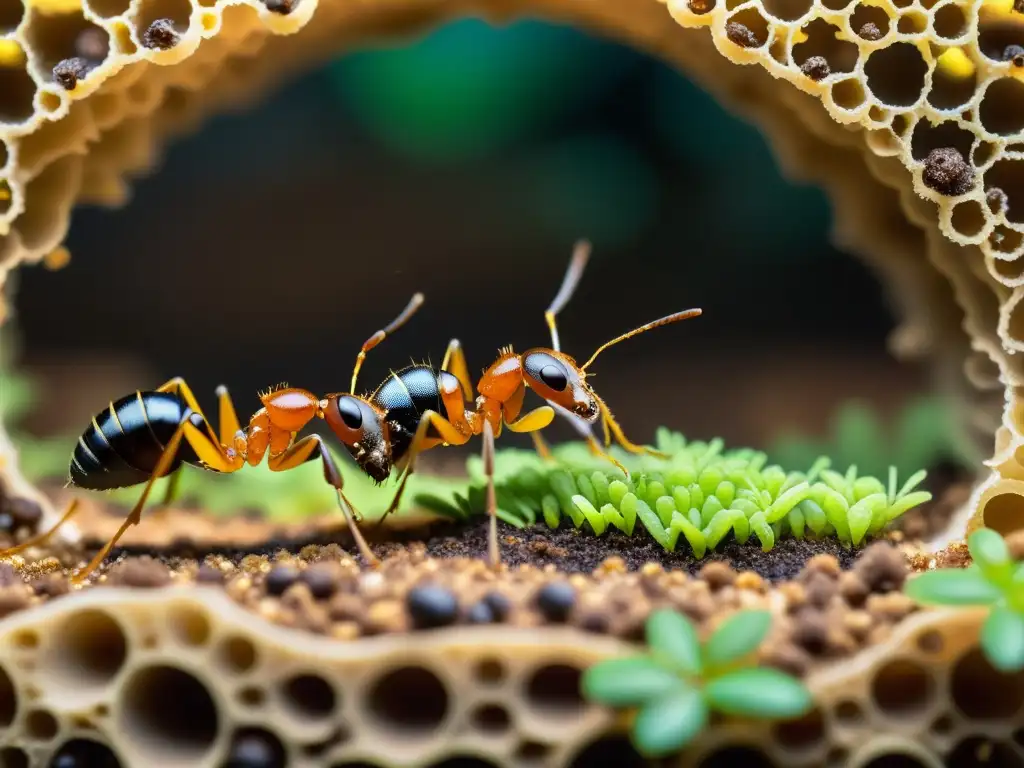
[350,292,425,394]
[580,308,703,373]
[545,240,591,352]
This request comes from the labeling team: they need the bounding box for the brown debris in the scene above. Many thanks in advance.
[726,21,760,48]
[687,0,714,13]
[858,22,883,40]
[852,542,908,592]
[52,58,90,90]
[800,55,830,80]
[142,19,179,50]
[264,0,298,14]
[104,556,171,588]
[988,187,1010,216]
[1005,530,1024,561]
[922,147,975,196]
[699,561,737,590]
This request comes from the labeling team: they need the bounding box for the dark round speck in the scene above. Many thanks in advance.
[406,585,459,629]
[299,566,336,600]
[265,565,299,596]
[142,19,179,49]
[466,602,494,624]
[223,728,286,768]
[726,21,759,48]
[922,147,974,196]
[483,591,512,621]
[536,582,576,623]
[49,739,121,768]
[1005,44,1024,62]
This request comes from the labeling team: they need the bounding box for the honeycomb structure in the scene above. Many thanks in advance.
[0,0,1021,539]
[0,586,1013,767]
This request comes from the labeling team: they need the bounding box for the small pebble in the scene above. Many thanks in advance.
[196,564,225,584]
[699,561,737,590]
[264,0,297,13]
[225,729,285,768]
[762,643,812,677]
[735,571,764,592]
[801,554,841,580]
[109,556,170,588]
[922,147,975,196]
[853,542,908,592]
[0,586,31,618]
[791,608,829,654]
[53,58,89,90]
[725,20,760,48]
[465,601,494,624]
[838,571,870,606]
[6,498,41,529]
[858,22,883,40]
[535,582,576,623]
[264,565,299,596]
[406,584,459,629]
[800,55,830,81]
[805,572,837,608]
[31,573,69,598]
[483,591,512,621]
[142,18,179,50]
[299,564,338,600]
[578,612,610,634]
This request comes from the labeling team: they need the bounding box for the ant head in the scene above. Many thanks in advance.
[522,349,599,423]
[322,394,392,483]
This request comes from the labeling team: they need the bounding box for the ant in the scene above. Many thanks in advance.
[0,292,428,583]
[370,240,702,565]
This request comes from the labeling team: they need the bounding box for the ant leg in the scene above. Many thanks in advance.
[159,467,182,507]
[215,384,242,445]
[506,407,554,433]
[595,395,668,459]
[156,377,221,446]
[378,410,470,526]
[71,419,234,585]
[0,499,81,557]
[545,240,591,352]
[268,435,378,567]
[441,339,474,399]
[531,432,554,460]
[547,401,629,476]
[482,419,500,568]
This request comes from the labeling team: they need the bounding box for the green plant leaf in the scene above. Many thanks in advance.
[980,606,1024,673]
[646,608,701,675]
[904,567,1003,606]
[631,685,708,757]
[580,657,680,706]
[703,610,773,667]
[969,529,1013,582]
[704,668,813,718]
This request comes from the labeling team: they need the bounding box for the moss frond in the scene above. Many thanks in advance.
[417,427,933,554]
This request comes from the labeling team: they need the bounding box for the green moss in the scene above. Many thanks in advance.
[420,427,933,554]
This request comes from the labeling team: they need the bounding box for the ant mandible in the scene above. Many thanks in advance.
[369,240,702,566]
[0,292,428,582]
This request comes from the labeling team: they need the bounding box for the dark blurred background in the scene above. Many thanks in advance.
[8,17,930,456]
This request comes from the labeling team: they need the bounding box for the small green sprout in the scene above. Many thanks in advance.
[581,608,813,757]
[904,528,1024,672]
[422,428,933,556]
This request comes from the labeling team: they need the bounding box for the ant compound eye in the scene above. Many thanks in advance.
[337,397,363,430]
[539,365,568,392]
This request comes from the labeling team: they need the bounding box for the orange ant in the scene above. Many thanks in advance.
[0,293,428,582]
[373,240,702,565]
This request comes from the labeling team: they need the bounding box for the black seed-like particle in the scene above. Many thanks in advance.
[483,591,512,620]
[988,187,1009,215]
[466,601,494,624]
[299,566,337,600]
[535,582,576,623]
[50,739,121,768]
[143,19,179,50]
[53,57,90,90]
[725,21,759,48]
[264,565,299,596]
[922,147,975,196]
[407,584,459,629]
[264,0,297,13]
[800,55,830,81]
[859,22,882,40]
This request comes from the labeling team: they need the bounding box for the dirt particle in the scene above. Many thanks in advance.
[195,564,224,584]
[804,573,837,608]
[922,148,975,196]
[801,554,842,580]
[299,563,338,600]
[406,584,459,629]
[536,582,576,623]
[859,22,883,40]
[988,187,1009,215]
[106,556,170,588]
[264,564,299,596]
[699,562,737,590]
[762,643,812,676]
[53,57,89,90]
[1004,44,1024,64]
[866,591,916,622]
[734,571,765,592]
[0,585,31,618]
[264,0,297,12]
[363,599,406,635]
[30,573,68,598]
[483,591,512,621]
[142,19,179,50]
[800,55,830,81]
[726,21,760,48]
[838,571,870,606]
[688,0,713,13]
[1005,530,1024,560]
[6,499,41,530]
[852,542,908,592]
[791,608,829,654]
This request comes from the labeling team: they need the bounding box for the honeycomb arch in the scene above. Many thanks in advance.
[0,0,1019,540]
[0,589,1009,767]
